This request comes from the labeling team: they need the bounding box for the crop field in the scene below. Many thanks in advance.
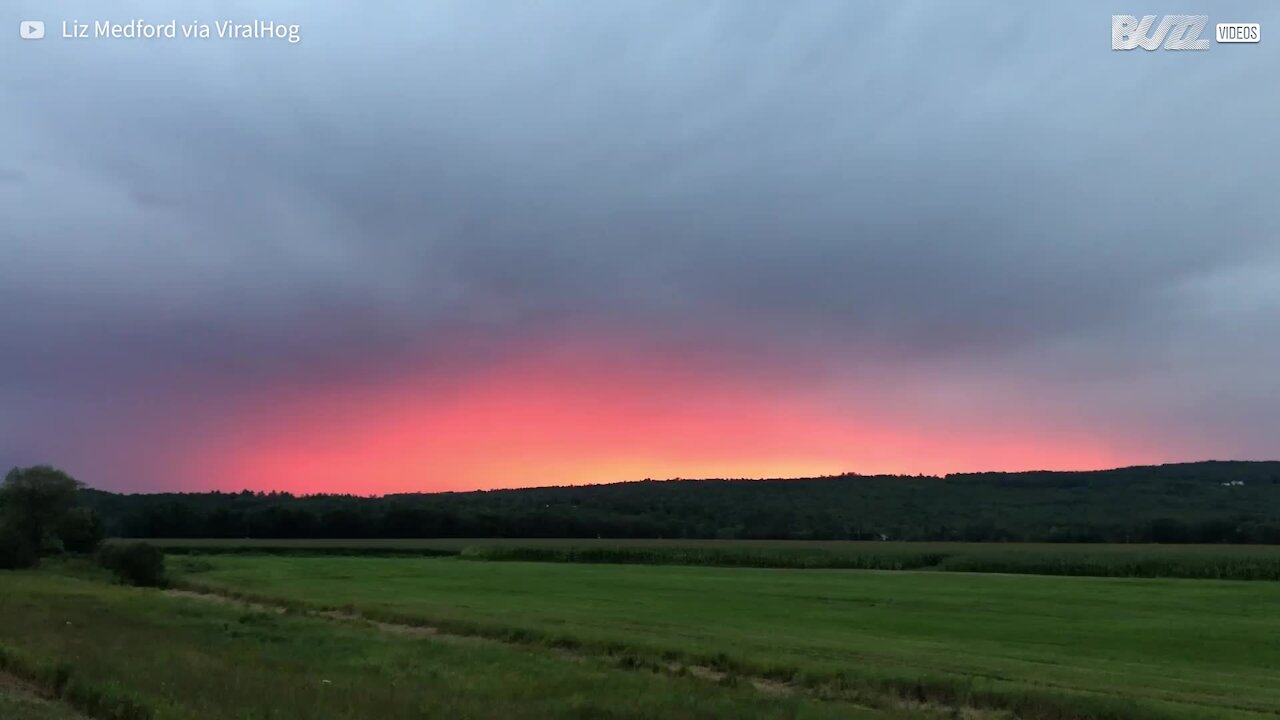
[136,538,1280,580]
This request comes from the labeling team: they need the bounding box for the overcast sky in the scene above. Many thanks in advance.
[3,2,1277,493]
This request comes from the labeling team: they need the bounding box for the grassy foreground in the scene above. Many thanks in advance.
[176,554,1280,719]
[0,673,84,720]
[0,570,892,720]
[139,538,1280,580]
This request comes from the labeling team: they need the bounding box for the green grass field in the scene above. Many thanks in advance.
[0,570,889,720]
[171,554,1280,719]
[6,547,1280,719]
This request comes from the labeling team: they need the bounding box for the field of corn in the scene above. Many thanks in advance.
[137,538,1280,580]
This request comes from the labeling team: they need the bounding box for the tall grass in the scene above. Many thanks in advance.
[459,544,946,570]
[138,537,1280,580]
[461,542,1280,579]
[113,538,462,557]
[0,643,152,720]
[934,550,1280,580]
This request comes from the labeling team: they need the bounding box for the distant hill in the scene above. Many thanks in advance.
[82,460,1280,543]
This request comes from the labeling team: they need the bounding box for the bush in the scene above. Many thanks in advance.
[99,542,166,587]
[39,532,66,555]
[0,520,38,569]
[58,507,105,553]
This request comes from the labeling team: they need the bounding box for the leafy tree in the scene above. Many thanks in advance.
[0,519,38,569]
[1,465,84,548]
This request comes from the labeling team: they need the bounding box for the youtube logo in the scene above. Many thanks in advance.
[20,20,45,39]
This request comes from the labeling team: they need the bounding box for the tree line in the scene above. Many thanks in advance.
[63,460,1280,544]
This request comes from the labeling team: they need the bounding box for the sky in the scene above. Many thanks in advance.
[2,2,1278,494]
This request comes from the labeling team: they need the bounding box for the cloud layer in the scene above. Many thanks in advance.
[3,1,1278,492]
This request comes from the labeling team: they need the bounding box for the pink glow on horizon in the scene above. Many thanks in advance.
[167,344,1143,495]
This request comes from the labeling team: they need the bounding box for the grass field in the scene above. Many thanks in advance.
[7,547,1280,719]
[0,569,891,720]
[171,554,1280,719]
[137,538,1280,580]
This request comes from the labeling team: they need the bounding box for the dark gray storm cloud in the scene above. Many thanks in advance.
[2,1,1278,487]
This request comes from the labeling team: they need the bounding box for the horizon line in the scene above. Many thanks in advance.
[77,458,1280,499]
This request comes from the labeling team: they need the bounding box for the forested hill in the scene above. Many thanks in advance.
[83,461,1280,543]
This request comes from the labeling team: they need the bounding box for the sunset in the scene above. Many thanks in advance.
[5,4,1277,495]
[3,2,1279,719]
[189,342,1146,494]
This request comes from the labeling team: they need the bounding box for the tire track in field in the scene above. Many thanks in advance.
[162,588,1001,719]
[162,589,797,696]
[168,586,1216,719]
[0,671,92,720]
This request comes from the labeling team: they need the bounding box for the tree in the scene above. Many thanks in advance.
[0,520,38,569]
[0,465,85,549]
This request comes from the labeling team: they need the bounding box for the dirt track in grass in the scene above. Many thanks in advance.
[0,672,89,720]
[164,588,805,699]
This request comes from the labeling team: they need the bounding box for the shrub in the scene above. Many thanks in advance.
[58,507,105,554]
[0,520,38,569]
[99,542,167,587]
[39,532,66,555]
